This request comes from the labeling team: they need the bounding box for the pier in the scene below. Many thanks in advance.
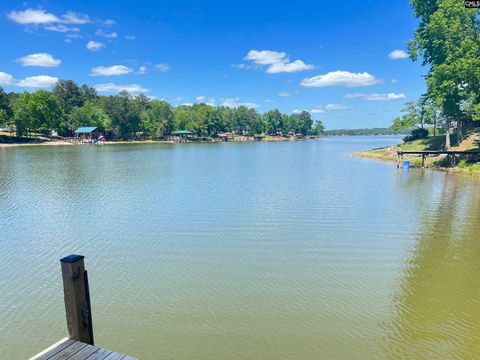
[397,150,480,167]
[29,255,137,360]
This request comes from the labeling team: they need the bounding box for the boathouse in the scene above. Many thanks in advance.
[74,127,99,144]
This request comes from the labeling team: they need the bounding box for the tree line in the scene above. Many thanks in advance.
[0,80,324,140]
[324,128,409,136]
[390,0,480,147]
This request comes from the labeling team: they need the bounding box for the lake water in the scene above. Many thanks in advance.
[1,137,480,359]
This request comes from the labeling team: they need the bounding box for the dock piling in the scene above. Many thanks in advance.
[60,255,94,345]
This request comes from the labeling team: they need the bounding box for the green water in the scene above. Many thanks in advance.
[1,137,479,359]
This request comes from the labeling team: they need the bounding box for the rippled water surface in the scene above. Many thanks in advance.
[1,137,479,359]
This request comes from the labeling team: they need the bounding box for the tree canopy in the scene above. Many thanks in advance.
[0,81,324,140]
[392,0,480,147]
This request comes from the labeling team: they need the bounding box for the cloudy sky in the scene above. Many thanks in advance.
[0,0,425,129]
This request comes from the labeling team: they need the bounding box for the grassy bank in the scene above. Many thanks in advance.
[352,133,480,175]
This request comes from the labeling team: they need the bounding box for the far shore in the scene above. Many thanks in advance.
[0,135,316,148]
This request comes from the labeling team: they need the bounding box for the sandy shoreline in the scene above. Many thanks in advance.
[0,140,74,148]
[0,136,305,148]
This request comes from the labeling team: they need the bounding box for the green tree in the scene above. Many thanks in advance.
[80,84,98,103]
[53,80,84,114]
[141,100,174,137]
[13,91,62,136]
[13,93,34,136]
[311,120,325,135]
[102,91,141,139]
[0,87,12,127]
[298,111,313,135]
[263,109,283,135]
[64,102,111,136]
[409,0,480,147]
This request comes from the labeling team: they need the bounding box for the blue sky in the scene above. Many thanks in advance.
[0,0,426,129]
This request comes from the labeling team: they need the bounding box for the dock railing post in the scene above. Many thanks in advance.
[60,255,94,345]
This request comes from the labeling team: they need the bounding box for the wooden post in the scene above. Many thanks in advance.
[60,255,94,345]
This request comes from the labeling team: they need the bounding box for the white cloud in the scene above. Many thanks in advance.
[174,96,183,102]
[264,99,275,103]
[195,96,215,106]
[293,108,321,114]
[244,50,287,65]
[60,12,90,24]
[7,9,59,24]
[86,41,104,51]
[17,53,61,67]
[301,71,380,87]
[344,93,406,101]
[0,72,14,85]
[388,50,409,59]
[277,91,293,97]
[221,97,259,109]
[138,66,147,74]
[45,24,79,32]
[243,49,314,74]
[294,104,353,115]
[324,103,353,110]
[231,63,246,69]
[267,60,314,74]
[90,65,133,76]
[95,29,118,39]
[94,83,149,93]
[17,75,58,88]
[125,35,136,40]
[101,19,115,26]
[155,64,171,72]
[7,8,90,25]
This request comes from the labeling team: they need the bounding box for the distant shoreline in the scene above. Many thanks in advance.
[0,135,318,148]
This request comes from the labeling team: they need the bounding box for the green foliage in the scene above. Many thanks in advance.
[53,80,84,113]
[3,79,324,140]
[0,109,8,127]
[409,0,480,119]
[404,128,429,142]
[13,90,62,136]
[63,101,111,136]
[141,100,174,137]
[324,128,406,136]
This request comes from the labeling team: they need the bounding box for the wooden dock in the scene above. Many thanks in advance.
[28,255,137,360]
[29,338,136,360]
[397,149,480,167]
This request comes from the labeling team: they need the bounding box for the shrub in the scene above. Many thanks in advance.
[404,128,429,142]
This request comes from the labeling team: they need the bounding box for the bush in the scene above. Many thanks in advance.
[404,128,429,142]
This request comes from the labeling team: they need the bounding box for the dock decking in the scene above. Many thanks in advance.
[397,149,480,167]
[29,338,137,360]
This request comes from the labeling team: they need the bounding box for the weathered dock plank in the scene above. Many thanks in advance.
[29,339,137,360]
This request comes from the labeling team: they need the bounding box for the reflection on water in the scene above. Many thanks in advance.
[383,174,480,358]
[1,137,479,359]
